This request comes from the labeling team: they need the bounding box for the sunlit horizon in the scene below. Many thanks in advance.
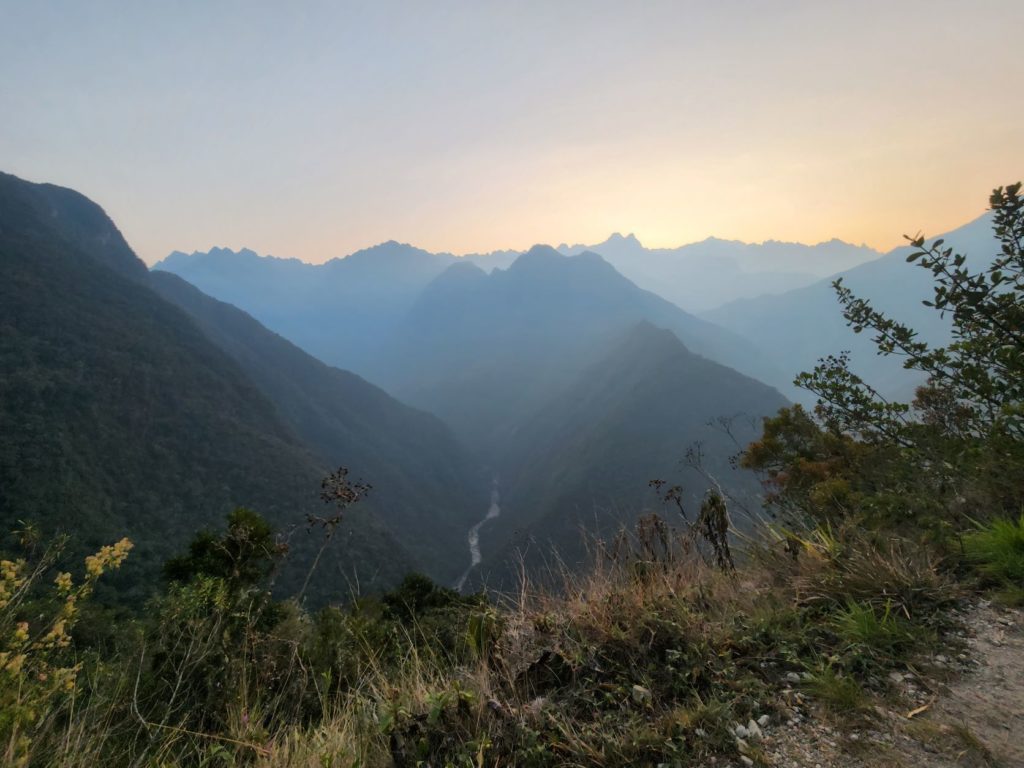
[3,1,1021,265]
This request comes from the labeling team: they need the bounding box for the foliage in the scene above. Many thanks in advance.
[163,507,285,589]
[0,537,131,766]
[829,599,915,663]
[829,183,1024,439]
[962,514,1024,587]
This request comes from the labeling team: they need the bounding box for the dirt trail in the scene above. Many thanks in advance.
[928,602,1024,766]
[756,601,1024,767]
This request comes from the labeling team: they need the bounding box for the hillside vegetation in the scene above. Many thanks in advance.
[1,183,1022,766]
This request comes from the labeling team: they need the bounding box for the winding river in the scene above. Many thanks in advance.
[454,478,500,592]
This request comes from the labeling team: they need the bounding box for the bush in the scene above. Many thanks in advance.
[963,514,1024,586]
[0,537,132,766]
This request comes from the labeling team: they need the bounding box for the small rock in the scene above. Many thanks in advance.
[757,714,770,727]
[631,684,651,704]
[740,757,754,767]
[747,719,763,739]
[734,724,749,739]
[785,672,802,683]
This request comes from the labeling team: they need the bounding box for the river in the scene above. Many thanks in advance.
[454,478,500,592]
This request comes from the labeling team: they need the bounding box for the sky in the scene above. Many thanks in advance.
[1,1,1022,265]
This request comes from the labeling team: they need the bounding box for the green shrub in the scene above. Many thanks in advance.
[963,514,1024,585]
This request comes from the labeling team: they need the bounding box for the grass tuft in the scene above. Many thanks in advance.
[963,514,1024,586]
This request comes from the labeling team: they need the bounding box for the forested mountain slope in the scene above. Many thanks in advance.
[149,271,486,583]
[0,172,480,601]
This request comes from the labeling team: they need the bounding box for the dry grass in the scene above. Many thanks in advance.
[4,520,967,767]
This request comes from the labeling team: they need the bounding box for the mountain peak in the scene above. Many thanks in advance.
[340,240,440,266]
[153,246,297,271]
[508,245,616,276]
[524,243,562,258]
[507,244,563,270]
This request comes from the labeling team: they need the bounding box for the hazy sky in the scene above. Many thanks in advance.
[2,1,1021,265]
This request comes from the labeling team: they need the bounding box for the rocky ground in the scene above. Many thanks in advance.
[713,601,1023,767]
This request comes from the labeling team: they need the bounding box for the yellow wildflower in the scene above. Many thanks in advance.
[84,554,102,577]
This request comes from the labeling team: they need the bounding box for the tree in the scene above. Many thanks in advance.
[803,183,1023,439]
[163,507,284,590]
[745,183,1024,532]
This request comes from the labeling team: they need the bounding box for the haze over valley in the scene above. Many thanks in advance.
[2,4,1023,765]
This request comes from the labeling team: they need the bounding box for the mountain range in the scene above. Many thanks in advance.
[473,321,787,588]
[553,233,881,313]
[151,205,1004,588]
[7,168,998,600]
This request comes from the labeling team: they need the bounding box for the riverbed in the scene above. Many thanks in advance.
[454,478,500,592]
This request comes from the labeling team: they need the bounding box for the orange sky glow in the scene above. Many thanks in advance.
[2,1,1021,264]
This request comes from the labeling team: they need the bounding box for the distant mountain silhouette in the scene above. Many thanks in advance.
[557,233,881,312]
[154,236,876,382]
[155,242,458,381]
[702,212,996,402]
